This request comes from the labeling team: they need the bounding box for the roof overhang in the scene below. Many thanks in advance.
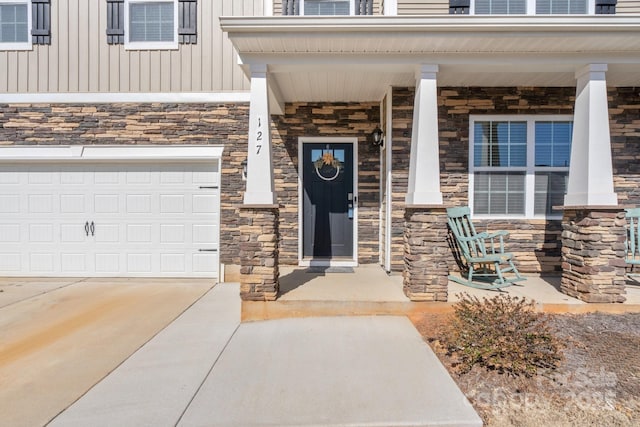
[220,16,640,102]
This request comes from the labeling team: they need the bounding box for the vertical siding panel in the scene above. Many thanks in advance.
[170,49,181,91]
[38,43,49,91]
[225,0,240,90]
[8,52,19,92]
[58,0,69,91]
[119,46,130,92]
[110,47,121,91]
[28,47,39,91]
[78,0,90,91]
[150,51,162,92]
[140,51,151,92]
[17,50,28,92]
[67,0,79,91]
[48,0,58,91]
[181,46,192,91]
[0,54,7,92]
[212,0,223,90]
[201,0,212,91]
[89,0,101,92]
[128,51,140,92]
[200,0,210,91]
[191,43,202,91]
[160,50,172,91]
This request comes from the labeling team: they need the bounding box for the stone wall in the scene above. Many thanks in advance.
[611,87,640,206]
[391,87,600,274]
[271,102,381,265]
[0,102,250,267]
[561,208,627,303]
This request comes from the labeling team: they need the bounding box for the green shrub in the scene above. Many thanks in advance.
[443,294,562,377]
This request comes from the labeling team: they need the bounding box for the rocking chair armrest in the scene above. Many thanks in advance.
[485,230,509,239]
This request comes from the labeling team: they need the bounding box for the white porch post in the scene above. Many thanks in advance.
[564,64,618,206]
[406,64,443,205]
[243,63,276,205]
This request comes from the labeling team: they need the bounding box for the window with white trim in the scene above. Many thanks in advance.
[470,0,591,14]
[302,0,352,15]
[124,0,178,50]
[0,0,30,50]
[469,116,573,218]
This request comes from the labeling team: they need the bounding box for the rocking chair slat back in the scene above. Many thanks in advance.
[626,208,640,266]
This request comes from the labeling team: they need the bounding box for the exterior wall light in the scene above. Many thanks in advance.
[371,126,384,148]
[241,159,247,181]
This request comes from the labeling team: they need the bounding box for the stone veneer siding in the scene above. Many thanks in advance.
[0,102,250,267]
[391,86,640,274]
[271,102,381,265]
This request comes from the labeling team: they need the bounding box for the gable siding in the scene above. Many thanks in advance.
[0,0,262,94]
[397,0,449,14]
[617,0,640,13]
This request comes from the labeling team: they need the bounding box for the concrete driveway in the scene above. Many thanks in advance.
[0,277,215,427]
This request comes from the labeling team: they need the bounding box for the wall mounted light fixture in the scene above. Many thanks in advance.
[371,126,384,148]
[241,159,248,181]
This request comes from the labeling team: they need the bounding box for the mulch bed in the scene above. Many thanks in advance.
[412,311,640,427]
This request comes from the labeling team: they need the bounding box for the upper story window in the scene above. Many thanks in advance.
[282,0,374,16]
[451,0,608,14]
[0,0,31,50]
[469,116,573,219]
[125,0,178,49]
[107,0,197,48]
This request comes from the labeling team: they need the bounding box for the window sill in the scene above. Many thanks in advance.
[124,41,179,51]
[0,42,33,51]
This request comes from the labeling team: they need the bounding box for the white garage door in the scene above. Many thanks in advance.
[0,162,220,278]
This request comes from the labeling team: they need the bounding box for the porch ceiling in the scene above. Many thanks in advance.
[221,16,640,103]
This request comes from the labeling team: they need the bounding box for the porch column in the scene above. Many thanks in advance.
[406,64,443,205]
[244,63,276,205]
[240,63,279,301]
[564,64,617,207]
[403,65,448,302]
[560,64,626,303]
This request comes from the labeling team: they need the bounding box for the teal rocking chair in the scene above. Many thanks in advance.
[447,206,525,290]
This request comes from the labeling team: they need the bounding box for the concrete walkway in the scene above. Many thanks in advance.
[50,283,482,427]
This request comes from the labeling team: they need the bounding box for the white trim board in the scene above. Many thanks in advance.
[0,145,225,162]
[0,92,251,104]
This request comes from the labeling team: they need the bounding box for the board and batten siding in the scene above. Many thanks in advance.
[0,0,263,94]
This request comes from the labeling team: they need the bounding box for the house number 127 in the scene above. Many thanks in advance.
[255,116,263,155]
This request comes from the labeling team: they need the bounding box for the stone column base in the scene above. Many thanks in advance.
[238,205,279,301]
[403,206,449,302]
[561,207,627,303]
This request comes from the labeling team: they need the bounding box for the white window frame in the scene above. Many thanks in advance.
[300,0,355,16]
[469,0,595,14]
[0,0,32,51]
[469,114,573,220]
[124,0,178,51]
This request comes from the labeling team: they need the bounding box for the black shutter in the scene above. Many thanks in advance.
[356,0,374,15]
[595,0,616,14]
[449,0,470,14]
[106,0,125,44]
[32,0,51,45]
[179,0,197,44]
[283,0,300,15]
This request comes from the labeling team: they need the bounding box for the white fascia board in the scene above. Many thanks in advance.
[0,145,225,162]
[220,15,640,33]
[0,92,251,104]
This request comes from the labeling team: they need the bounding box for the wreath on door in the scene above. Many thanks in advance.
[313,151,343,181]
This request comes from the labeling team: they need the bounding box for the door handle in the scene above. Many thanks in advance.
[85,221,90,236]
[90,221,95,236]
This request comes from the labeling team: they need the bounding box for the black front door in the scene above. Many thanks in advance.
[302,143,354,259]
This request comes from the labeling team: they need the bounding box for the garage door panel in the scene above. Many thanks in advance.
[61,253,87,273]
[0,161,220,278]
[0,195,20,213]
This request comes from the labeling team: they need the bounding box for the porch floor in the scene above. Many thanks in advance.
[241,265,640,321]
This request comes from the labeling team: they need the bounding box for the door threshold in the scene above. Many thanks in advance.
[299,258,357,268]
